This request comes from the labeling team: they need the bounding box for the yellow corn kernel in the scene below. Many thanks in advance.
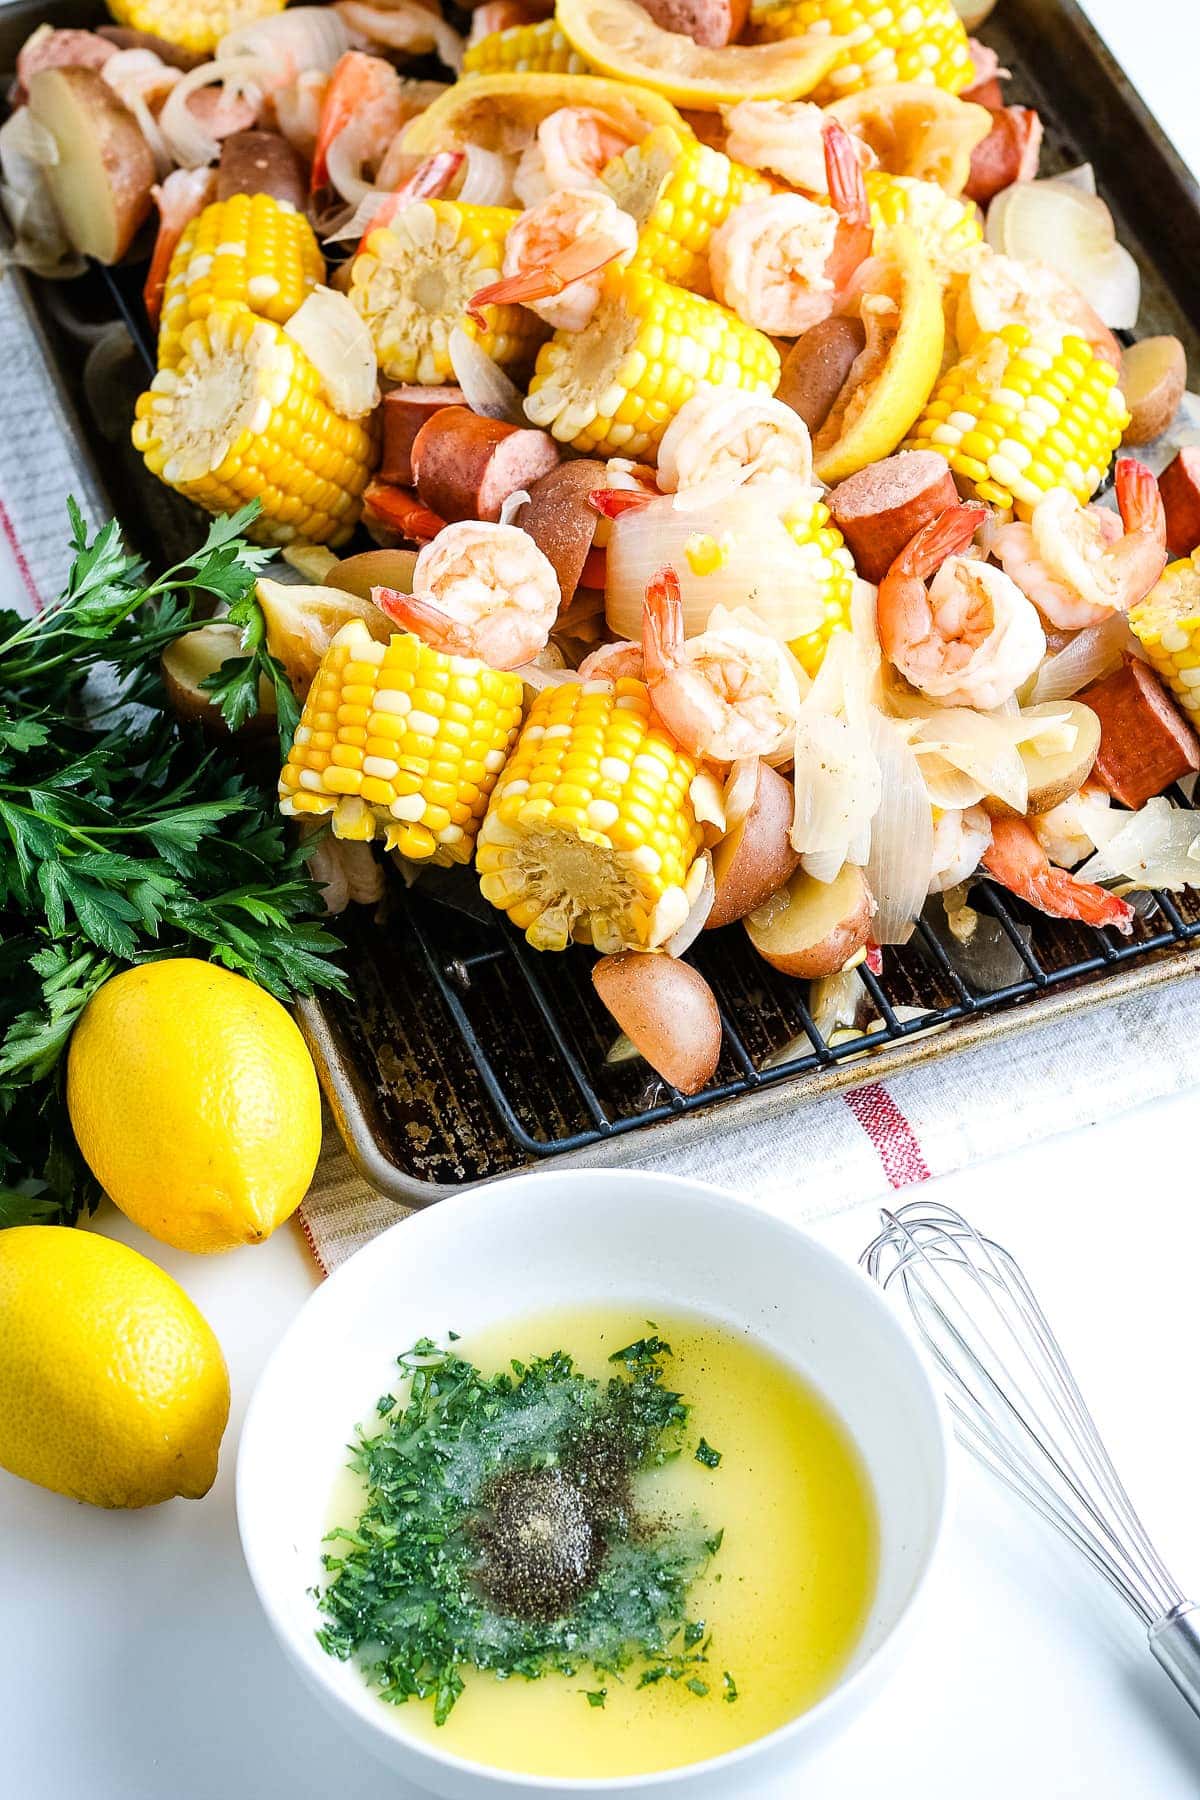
[601,125,772,296]
[1129,551,1200,729]
[749,0,974,103]
[279,622,525,863]
[104,0,283,55]
[782,496,858,676]
[463,19,590,75]
[865,171,982,289]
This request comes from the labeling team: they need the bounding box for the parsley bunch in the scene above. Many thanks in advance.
[0,501,346,1228]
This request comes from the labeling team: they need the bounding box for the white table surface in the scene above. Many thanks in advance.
[4,3,1200,1797]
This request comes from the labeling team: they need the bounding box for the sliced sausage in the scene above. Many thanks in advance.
[1082,657,1200,809]
[1159,446,1200,559]
[961,38,1005,111]
[95,26,204,69]
[16,28,114,92]
[217,132,306,209]
[411,406,560,525]
[828,451,960,584]
[635,0,748,48]
[515,459,608,606]
[775,315,867,436]
[379,385,464,487]
[964,106,1043,207]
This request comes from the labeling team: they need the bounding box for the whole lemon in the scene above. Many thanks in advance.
[0,1227,229,1508]
[67,959,322,1254]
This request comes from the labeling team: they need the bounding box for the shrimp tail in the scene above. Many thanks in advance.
[1115,457,1166,541]
[363,482,446,544]
[467,240,622,329]
[373,586,456,648]
[311,49,387,193]
[822,119,870,230]
[983,816,1135,935]
[641,566,684,682]
[143,167,216,329]
[358,151,464,247]
[588,487,655,520]
[891,504,985,582]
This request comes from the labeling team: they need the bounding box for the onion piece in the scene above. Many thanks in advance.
[987,178,1141,330]
[1,108,59,169]
[448,325,526,425]
[1044,162,1097,196]
[1075,798,1200,892]
[284,286,378,417]
[457,144,518,206]
[325,124,377,207]
[790,635,881,879]
[0,110,85,280]
[1026,612,1133,703]
[690,770,727,834]
[865,708,933,944]
[665,852,715,956]
[910,707,1030,813]
[159,56,269,168]
[219,7,352,73]
[499,489,530,528]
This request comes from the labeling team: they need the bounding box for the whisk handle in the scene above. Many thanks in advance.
[1149,1604,1200,1719]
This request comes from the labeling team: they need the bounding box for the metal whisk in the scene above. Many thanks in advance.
[862,1201,1200,1719]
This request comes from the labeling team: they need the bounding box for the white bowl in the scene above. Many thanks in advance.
[238,1170,950,1800]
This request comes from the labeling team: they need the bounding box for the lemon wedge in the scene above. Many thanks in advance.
[401,71,685,156]
[555,0,844,108]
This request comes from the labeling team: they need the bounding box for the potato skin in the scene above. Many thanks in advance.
[592,953,722,1095]
[745,864,873,980]
[706,763,800,930]
[28,67,154,263]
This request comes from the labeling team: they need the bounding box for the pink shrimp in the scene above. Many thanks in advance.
[513,108,635,209]
[708,118,873,337]
[355,151,464,244]
[143,165,216,329]
[310,50,402,194]
[467,189,637,332]
[578,639,644,681]
[983,814,1134,934]
[375,522,562,669]
[363,481,446,545]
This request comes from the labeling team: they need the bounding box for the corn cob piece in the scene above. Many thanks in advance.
[1129,551,1200,730]
[600,124,772,297]
[279,621,525,862]
[347,200,544,387]
[902,325,1129,519]
[477,677,706,951]
[104,0,284,56]
[463,20,590,76]
[525,266,779,460]
[749,0,974,103]
[133,303,375,548]
[157,194,325,372]
[865,170,982,288]
[781,495,857,676]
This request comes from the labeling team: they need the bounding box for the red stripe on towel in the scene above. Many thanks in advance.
[0,498,41,612]
[296,1207,329,1278]
[844,1083,931,1189]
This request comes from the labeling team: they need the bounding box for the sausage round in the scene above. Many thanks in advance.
[827,451,960,584]
[1160,446,1200,559]
[411,407,560,525]
[515,459,609,606]
[380,386,465,488]
[1083,658,1200,809]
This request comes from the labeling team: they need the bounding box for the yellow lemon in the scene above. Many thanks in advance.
[67,959,322,1254]
[0,1226,229,1508]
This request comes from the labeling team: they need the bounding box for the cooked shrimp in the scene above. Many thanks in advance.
[992,459,1168,632]
[721,99,873,196]
[272,69,328,160]
[375,522,562,669]
[708,119,873,338]
[657,386,813,497]
[142,166,216,328]
[642,571,802,764]
[467,189,637,332]
[929,803,992,893]
[513,107,636,210]
[983,813,1133,933]
[355,150,463,244]
[878,506,1046,711]
[310,49,403,194]
[578,639,644,681]
[1030,780,1114,869]
[467,0,552,42]
[957,250,1122,371]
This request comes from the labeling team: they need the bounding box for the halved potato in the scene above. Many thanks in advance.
[326,549,418,602]
[707,762,800,930]
[256,579,393,696]
[27,67,154,263]
[592,952,721,1095]
[745,862,873,979]
[161,623,274,735]
[1018,701,1101,814]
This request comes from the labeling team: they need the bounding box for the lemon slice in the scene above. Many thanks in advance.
[813,225,944,486]
[401,71,685,156]
[555,0,844,108]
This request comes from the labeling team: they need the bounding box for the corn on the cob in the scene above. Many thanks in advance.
[133,303,375,548]
[600,124,772,297]
[750,0,974,102]
[157,194,325,372]
[902,325,1129,518]
[104,0,284,56]
[525,266,779,460]
[279,621,525,862]
[781,495,857,676]
[347,200,544,386]
[463,20,590,76]
[476,678,706,951]
[1129,551,1200,730]
[865,171,982,287]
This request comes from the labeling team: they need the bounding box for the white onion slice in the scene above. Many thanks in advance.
[1027,612,1132,703]
[159,57,270,168]
[911,708,1029,813]
[284,287,378,417]
[1075,798,1200,892]
[1,108,58,169]
[987,179,1141,330]
[1044,162,1097,196]
[457,145,518,206]
[865,709,932,945]
[219,6,352,74]
[665,852,715,956]
[499,489,530,528]
[325,126,376,207]
[449,326,526,425]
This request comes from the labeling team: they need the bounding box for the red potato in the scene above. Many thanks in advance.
[515,459,609,605]
[1159,446,1200,558]
[827,451,960,584]
[706,763,800,930]
[1120,336,1187,447]
[412,407,560,524]
[217,132,306,209]
[745,862,873,979]
[1017,701,1101,814]
[161,623,275,735]
[1082,658,1200,809]
[775,316,866,435]
[379,386,464,487]
[256,578,394,696]
[592,953,722,1095]
[26,66,155,263]
[964,105,1043,206]
[636,0,748,48]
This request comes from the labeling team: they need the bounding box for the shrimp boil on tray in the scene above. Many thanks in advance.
[9,0,1200,1095]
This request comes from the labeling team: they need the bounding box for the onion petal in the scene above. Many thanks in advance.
[159,56,270,168]
[1075,798,1200,892]
[865,708,933,944]
[284,286,378,417]
[987,178,1141,329]
[665,852,715,956]
[448,326,526,425]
